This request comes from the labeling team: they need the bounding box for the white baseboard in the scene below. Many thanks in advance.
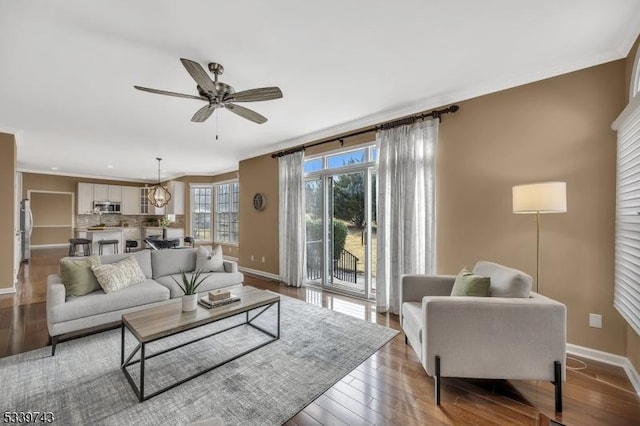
[0,286,16,295]
[567,343,640,394]
[238,266,280,282]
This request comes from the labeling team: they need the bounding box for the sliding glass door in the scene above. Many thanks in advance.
[304,146,377,299]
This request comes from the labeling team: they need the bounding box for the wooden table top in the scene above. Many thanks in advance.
[122,286,279,343]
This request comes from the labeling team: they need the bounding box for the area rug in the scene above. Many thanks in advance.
[1,293,397,425]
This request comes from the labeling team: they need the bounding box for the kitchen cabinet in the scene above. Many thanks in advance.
[108,185,122,202]
[122,186,139,215]
[93,184,108,202]
[94,184,121,202]
[77,183,95,214]
[165,181,185,215]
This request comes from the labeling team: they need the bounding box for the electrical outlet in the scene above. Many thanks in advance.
[589,313,602,328]
[261,256,265,263]
[250,255,254,262]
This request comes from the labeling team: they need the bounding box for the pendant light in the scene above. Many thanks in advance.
[148,157,171,208]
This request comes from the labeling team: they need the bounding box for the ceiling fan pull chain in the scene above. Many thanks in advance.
[216,108,219,141]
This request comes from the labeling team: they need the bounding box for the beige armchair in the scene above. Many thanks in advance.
[400,261,567,412]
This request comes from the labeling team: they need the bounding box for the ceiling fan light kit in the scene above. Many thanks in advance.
[134,58,283,125]
[148,157,172,208]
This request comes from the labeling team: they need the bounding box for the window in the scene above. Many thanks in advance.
[215,181,239,244]
[304,145,377,176]
[613,88,640,337]
[191,185,212,241]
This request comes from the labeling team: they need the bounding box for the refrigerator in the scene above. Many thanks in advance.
[20,199,32,263]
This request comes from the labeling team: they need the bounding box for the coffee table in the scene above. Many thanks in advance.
[120,285,280,402]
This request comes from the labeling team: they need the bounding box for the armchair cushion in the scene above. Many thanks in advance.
[473,261,532,297]
[450,268,491,297]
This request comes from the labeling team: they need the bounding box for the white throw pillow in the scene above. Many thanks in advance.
[91,256,146,293]
[196,245,225,272]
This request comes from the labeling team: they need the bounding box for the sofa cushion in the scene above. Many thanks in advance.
[401,302,422,344]
[59,255,101,297]
[451,268,491,297]
[151,248,197,278]
[472,261,532,298]
[155,271,244,298]
[196,245,225,272]
[92,256,146,293]
[49,279,170,323]
[100,250,152,279]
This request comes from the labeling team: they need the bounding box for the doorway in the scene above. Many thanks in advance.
[304,146,377,299]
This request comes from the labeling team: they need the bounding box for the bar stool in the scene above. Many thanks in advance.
[125,240,138,253]
[98,239,119,255]
[68,238,91,256]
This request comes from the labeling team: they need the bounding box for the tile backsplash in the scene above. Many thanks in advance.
[77,214,185,228]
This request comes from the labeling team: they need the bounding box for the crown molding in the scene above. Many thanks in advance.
[17,168,156,183]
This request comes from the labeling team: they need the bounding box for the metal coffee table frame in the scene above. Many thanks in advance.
[121,299,280,402]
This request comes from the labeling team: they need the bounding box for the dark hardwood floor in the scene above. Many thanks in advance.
[2,248,639,425]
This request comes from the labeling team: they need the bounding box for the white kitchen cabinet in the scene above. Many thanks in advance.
[93,184,121,202]
[77,183,95,214]
[166,181,185,215]
[93,184,108,202]
[108,185,122,202]
[122,186,139,215]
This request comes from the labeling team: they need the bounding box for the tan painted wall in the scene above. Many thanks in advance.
[624,36,640,373]
[239,154,279,274]
[237,60,629,355]
[179,173,239,257]
[29,192,73,245]
[0,133,16,289]
[437,60,626,355]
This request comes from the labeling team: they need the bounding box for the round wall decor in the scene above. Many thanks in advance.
[253,193,266,211]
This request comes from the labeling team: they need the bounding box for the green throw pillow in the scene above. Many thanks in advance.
[60,255,101,297]
[450,267,491,297]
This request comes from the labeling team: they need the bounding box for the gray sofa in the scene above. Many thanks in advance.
[46,248,244,355]
[400,261,567,412]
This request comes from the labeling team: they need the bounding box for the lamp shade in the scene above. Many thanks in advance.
[512,182,567,214]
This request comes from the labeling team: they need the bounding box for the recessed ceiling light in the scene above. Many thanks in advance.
[107,165,114,169]
[51,167,58,170]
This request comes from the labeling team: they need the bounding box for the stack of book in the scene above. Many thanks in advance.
[198,290,240,309]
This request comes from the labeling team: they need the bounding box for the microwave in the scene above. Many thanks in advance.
[93,202,121,214]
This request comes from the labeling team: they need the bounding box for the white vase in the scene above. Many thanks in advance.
[182,294,198,312]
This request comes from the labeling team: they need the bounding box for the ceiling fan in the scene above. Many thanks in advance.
[134,58,282,124]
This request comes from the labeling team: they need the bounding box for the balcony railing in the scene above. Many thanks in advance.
[306,240,359,283]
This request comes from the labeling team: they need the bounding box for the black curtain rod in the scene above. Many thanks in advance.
[271,104,459,158]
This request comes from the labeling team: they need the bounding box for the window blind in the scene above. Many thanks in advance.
[614,99,640,337]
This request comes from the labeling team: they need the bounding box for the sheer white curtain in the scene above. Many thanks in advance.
[376,119,439,313]
[278,151,306,287]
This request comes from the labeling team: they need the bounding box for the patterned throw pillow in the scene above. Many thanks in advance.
[91,256,146,293]
[195,245,225,272]
[60,255,101,297]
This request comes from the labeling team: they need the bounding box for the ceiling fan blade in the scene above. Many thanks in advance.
[134,85,207,101]
[191,104,216,122]
[227,87,283,103]
[180,58,218,95]
[225,103,268,124]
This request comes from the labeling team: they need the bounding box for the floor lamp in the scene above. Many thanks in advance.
[512,182,567,293]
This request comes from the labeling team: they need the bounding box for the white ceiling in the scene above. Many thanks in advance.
[1,0,639,182]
